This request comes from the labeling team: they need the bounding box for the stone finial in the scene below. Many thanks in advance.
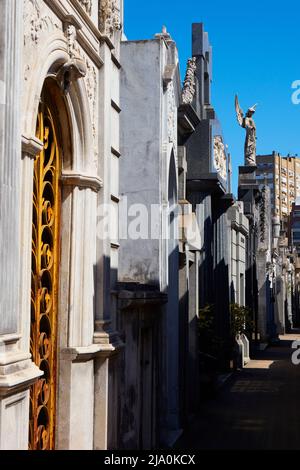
[162,25,169,37]
[181,57,197,105]
[155,25,171,40]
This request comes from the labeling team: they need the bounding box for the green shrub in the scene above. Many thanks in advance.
[197,304,225,361]
[230,303,254,338]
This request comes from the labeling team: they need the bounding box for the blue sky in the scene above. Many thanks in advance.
[124,0,300,195]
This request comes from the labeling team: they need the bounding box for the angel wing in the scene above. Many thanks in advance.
[235,94,244,127]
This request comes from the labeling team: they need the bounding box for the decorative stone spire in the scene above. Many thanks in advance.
[181,57,197,105]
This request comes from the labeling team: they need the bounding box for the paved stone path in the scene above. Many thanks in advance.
[177,331,300,450]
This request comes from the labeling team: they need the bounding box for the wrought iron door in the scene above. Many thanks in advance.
[29,101,61,450]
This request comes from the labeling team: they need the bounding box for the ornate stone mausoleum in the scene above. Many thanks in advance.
[0,0,123,450]
[0,2,296,451]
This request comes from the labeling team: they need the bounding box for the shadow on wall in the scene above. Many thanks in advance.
[109,239,181,450]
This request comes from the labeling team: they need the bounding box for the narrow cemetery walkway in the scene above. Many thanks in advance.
[177,331,300,450]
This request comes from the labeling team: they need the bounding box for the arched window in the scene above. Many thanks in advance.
[29,84,61,450]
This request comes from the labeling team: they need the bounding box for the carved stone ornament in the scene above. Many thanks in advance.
[23,1,62,82]
[61,20,97,153]
[78,0,92,15]
[181,57,197,105]
[24,0,61,47]
[167,82,176,146]
[55,21,87,94]
[65,23,77,58]
[259,185,270,246]
[99,0,121,36]
[64,22,84,61]
[57,58,87,94]
[85,60,97,141]
[213,135,227,181]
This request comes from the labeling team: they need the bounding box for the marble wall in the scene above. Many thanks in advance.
[0,0,124,450]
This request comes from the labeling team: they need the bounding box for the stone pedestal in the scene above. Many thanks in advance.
[238,165,257,187]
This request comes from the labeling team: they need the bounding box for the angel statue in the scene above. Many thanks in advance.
[235,95,258,166]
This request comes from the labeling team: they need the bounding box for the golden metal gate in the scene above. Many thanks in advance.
[29,100,61,450]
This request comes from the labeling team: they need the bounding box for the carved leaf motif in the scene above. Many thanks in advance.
[167,82,176,146]
[24,0,41,45]
[85,59,97,139]
[24,0,60,47]
[65,24,78,58]
[182,57,197,105]
[23,0,61,82]
[99,0,121,36]
[213,135,227,181]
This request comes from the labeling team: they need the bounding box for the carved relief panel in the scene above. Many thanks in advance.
[213,135,227,182]
[181,57,197,105]
[99,0,121,36]
[23,0,99,162]
[167,82,177,148]
[24,0,61,47]
[77,0,92,15]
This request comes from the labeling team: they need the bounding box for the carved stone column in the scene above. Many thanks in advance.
[0,0,21,338]
[56,172,102,450]
[61,173,102,346]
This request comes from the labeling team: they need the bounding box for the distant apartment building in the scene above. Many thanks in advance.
[290,198,300,253]
[256,152,300,220]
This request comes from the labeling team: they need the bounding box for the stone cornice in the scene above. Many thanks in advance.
[0,333,43,395]
[0,358,43,397]
[61,335,124,361]
[45,0,100,41]
[118,289,168,310]
[231,223,249,237]
[43,0,113,68]
[61,171,103,192]
[61,344,102,362]
[21,135,43,159]
[93,325,124,358]
[67,0,115,50]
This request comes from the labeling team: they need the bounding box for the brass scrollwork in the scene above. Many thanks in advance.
[29,101,60,450]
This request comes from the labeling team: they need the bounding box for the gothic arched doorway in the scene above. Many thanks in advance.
[29,84,62,450]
